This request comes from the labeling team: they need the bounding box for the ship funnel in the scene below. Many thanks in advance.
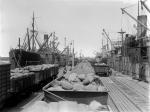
[44,34,49,47]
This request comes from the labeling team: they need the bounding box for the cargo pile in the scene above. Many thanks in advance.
[10,64,56,79]
[25,64,57,71]
[23,100,109,112]
[57,66,72,78]
[71,60,95,74]
[11,68,34,79]
[47,60,106,92]
[10,64,58,93]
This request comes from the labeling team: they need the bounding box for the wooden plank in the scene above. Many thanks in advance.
[110,77,149,112]
[111,77,148,100]
[113,75,149,90]
[107,83,141,112]
[112,79,148,112]
[107,95,119,112]
[101,77,142,112]
[117,76,149,91]
[113,76,149,103]
[132,80,149,90]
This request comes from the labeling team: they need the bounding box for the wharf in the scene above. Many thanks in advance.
[101,75,150,112]
[2,75,149,112]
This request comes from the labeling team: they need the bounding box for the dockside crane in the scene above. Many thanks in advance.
[102,29,115,51]
[141,0,150,14]
[121,8,150,31]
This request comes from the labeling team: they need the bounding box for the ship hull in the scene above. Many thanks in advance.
[9,49,41,69]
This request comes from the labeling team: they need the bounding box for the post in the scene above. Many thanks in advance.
[72,40,74,68]
[118,29,125,72]
[64,37,67,65]
[27,28,30,51]
[18,38,21,50]
[32,12,35,51]
[147,38,150,82]
[64,37,66,48]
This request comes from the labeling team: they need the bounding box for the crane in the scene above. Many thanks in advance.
[38,33,53,51]
[102,29,115,50]
[121,8,150,31]
[141,0,150,14]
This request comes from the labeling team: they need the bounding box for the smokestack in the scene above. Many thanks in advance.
[44,34,49,47]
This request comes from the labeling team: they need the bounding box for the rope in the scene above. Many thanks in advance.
[123,3,137,10]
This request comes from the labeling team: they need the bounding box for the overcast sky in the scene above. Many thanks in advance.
[0,0,149,57]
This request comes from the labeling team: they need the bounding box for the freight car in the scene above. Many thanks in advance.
[0,62,11,109]
[10,64,59,94]
[0,63,59,109]
[93,63,111,77]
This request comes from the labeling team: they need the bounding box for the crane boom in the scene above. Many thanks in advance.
[141,0,150,13]
[102,29,115,50]
[38,33,53,51]
[121,8,150,31]
[35,32,42,48]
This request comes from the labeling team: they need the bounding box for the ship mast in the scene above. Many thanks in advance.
[32,12,35,51]
[27,28,30,51]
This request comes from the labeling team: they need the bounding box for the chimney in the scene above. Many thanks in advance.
[44,34,49,47]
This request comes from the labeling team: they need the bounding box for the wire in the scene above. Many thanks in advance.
[123,3,137,10]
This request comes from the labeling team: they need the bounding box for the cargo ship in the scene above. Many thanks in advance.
[9,13,68,69]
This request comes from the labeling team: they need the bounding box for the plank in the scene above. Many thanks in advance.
[111,77,148,100]
[101,77,142,112]
[110,77,149,112]
[107,95,119,112]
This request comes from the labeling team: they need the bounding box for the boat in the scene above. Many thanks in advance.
[9,13,42,69]
[9,13,74,69]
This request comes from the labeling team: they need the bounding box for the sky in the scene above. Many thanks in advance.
[0,0,150,57]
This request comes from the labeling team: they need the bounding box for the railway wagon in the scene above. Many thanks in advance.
[0,62,11,109]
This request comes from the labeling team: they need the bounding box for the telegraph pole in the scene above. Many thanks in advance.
[64,37,66,48]
[118,28,125,55]
[72,40,75,68]
[118,28,126,72]
[18,38,21,50]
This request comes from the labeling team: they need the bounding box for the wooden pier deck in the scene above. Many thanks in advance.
[100,75,150,112]
[1,75,149,112]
